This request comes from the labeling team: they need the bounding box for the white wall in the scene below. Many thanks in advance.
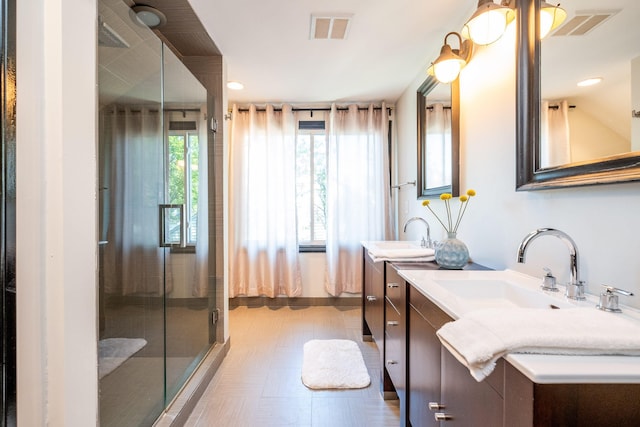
[17,0,98,425]
[396,28,640,310]
[568,106,630,161]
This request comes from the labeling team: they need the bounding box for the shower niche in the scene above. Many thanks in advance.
[97,1,220,425]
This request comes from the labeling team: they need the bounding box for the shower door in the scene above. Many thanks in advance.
[0,0,16,424]
[98,1,214,425]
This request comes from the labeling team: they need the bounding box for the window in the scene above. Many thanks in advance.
[296,121,327,250]
[167,123,199,246]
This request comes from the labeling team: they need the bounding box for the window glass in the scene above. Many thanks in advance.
[296,126,327,247]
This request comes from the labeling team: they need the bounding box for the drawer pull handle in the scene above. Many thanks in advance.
[428,402,445,411]
[387,283,400,288]
[366,295,376,302]
[386,360,398,365]
[387,321,399,326]
[434,413,452,421]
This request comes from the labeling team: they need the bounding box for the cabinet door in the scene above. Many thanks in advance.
[408,304,442,427]
[440,347,504,426]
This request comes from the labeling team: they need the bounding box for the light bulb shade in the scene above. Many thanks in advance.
[539,2,567,38]
[432,44,466,84]
[461,0,515,45]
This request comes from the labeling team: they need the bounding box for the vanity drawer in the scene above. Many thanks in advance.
[385,300,404,340]
[385,299,406,411]
[385,263,406,312]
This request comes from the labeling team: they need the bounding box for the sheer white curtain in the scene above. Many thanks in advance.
[325,104,393,296]
[101,106,166,296]
[228,104,301,297]
[425,104,452,188]
[541,100,571,167]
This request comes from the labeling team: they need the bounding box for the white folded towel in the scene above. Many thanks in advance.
[367,248,435,263]
[436,307,640,382]
[369,255,435,263]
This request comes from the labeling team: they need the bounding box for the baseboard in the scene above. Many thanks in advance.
[153,338,231,427]
[229,296,361,308]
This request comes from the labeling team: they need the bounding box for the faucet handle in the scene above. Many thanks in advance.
[596,285,634,313]
[541,267,558,292]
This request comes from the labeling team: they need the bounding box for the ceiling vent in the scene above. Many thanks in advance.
[552,10,619,37]
[310,14,353,40]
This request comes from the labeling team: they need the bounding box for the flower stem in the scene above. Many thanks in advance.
[445,199,452,231]
[425,204,449,231]
[453,199,470,232]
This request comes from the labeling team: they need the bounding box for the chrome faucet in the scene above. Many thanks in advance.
[517,228,586,300]
[403,217,432,249]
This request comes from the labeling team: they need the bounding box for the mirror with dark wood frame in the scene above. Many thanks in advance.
[516,0,640,190]
[417,75,460,198]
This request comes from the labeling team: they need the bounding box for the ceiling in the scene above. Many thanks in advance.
[187,0,477,105]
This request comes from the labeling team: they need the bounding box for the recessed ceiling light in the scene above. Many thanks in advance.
[227,81,244,90]
[577,77,602,87]
[131,5,167,28]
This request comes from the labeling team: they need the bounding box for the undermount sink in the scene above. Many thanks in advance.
[436,278,576,311]
[398,269,585,318]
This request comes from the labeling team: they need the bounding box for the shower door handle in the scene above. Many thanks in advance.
[159,204,187,248]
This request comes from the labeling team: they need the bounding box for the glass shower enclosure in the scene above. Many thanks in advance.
[97,1,216,425]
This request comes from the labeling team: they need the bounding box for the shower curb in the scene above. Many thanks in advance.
[153,338,231,427]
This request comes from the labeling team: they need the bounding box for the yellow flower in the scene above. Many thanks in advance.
[423,189,476,233]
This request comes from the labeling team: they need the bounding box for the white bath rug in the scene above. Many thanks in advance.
[301,339,371,389]
[98,338,147,379]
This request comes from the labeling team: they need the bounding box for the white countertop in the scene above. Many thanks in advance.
[398,268,640,384]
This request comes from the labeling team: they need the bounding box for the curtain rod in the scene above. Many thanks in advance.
[548,105,576,110]
[105,108,201,115]
[235,107,391,113]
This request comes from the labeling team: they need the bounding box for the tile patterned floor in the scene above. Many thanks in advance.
[185,305,400,427]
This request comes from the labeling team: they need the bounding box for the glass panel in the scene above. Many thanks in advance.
[296,133,327,244]
[98,0,165,424]
[312,135,327,242]
[296,135,312,242]
[162,43,210,405]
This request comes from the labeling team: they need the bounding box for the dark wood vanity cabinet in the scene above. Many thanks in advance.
[363,250,640,426]
[362,250,396,397]
[409,283,640,427]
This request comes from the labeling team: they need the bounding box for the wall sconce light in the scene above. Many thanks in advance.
[431,32,474,84]
[462,0,515,46]
[539,1,567,38]
[462,0,566,45]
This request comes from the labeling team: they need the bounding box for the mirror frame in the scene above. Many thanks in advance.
[516,0,640,191]
[417,75,460,198]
